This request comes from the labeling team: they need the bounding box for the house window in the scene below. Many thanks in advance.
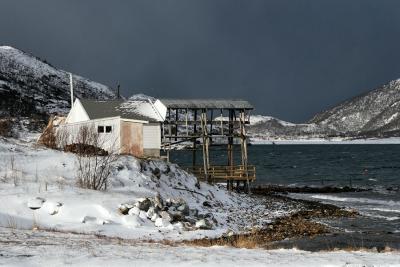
[98,126,104,133]
[105,126,112,133]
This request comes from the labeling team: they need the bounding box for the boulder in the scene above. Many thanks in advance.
[184,217,197,225]
[151,213,159,222]
[202,201,212,207]
[118,203,133,215]
[27,197,46,210]
[155,217,171,228]
[154,193,164,209]
[170,211,185,222]
[182,221,195,231]
[171,198,186,207]
[165,198,172,207]
[128,206,140,216]
[160,211,173,222]
[152,167,161,179]
[137,198,152,211]
[177,204,189,216]
[138,210,148,220]
[195,219,213,230]
[146,207,156,219]
[204,213,214,220]
[189,208,199,217]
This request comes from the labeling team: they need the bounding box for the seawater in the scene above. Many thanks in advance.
[171,144,400,242]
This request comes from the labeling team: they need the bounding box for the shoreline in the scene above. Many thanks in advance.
[184,192,358,250]
[250,137,400,145]
[185,187,400,252]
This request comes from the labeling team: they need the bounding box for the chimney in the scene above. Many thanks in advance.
[69,73,74,107]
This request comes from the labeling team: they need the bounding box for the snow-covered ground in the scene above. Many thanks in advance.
[1,136,398,266]
[0,227,398,267]
[0,136,287,241]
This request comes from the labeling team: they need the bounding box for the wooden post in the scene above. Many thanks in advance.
[201,109,210,183]
[227,109,234,191]
[210,109,213,144]
[220,109,224,136]
[185,108,189,136]
[175,109,179,141]
[168,109,172,146]
[192,109,197,167]
[240,110,250,193]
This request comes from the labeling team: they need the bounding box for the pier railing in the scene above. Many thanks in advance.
[185,165,256,182]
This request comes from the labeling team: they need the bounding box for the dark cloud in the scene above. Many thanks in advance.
[1,0,400,122]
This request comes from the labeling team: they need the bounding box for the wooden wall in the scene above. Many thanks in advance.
[120,120,143,157]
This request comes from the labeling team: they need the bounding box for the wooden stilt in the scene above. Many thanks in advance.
[175,109,179,141]
[201,109,210,183]
[192,110,197,167]
[227,110,234,190]
[240,110,250,193]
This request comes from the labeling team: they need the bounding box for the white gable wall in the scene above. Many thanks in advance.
[58,117,121,153]
[66,99,90,124]
[143,123,161,149]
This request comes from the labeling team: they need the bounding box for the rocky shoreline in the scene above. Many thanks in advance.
[184,190,359,250]
[251,185,370,194]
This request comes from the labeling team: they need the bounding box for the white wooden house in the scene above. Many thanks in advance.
[60,97,167,158]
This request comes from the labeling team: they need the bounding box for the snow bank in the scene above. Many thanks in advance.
[0,138,280,241]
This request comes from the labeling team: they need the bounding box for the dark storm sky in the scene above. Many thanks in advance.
[1,0,400,122]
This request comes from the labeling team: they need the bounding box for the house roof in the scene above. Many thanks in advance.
[159,99,254,110]
[79,99,161,122]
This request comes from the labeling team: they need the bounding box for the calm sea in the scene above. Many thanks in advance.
[171,144,400,241]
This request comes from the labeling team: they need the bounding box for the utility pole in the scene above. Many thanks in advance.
[69,73,74,107]
[117,84,120,99]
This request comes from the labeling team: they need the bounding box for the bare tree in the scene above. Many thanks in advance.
[60,125,119,190]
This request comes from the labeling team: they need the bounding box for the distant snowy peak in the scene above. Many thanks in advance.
[309,77,400,137]
[250,115,296,126]
[0,45,116,117]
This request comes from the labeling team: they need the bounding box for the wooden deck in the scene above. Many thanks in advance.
[185,165,256,183]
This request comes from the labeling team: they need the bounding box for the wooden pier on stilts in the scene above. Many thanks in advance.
[160,99,255,192]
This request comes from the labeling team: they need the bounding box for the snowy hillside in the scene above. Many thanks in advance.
[247,115,340,141]
[309,78,400,137]
[0,46,116,118]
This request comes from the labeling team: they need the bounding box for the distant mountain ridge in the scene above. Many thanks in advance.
[0,46,116,119]
[249,78,400,140]
[309,79,400,138]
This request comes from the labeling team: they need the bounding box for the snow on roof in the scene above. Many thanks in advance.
[79,94,167,122]
[159,99,254,110]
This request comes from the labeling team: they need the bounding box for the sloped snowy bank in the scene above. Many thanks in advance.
[0,137,289,241]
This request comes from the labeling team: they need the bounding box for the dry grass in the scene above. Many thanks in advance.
[184,215,328,249]
[4,215,18,229]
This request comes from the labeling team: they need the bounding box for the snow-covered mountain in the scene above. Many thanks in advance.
[249,78,400,140]
[0,46,116,119]
[247,115,340,140]
[309,79,400,138]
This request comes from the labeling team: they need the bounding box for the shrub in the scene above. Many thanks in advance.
[0,119,12,137]
[72,125,118,190]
